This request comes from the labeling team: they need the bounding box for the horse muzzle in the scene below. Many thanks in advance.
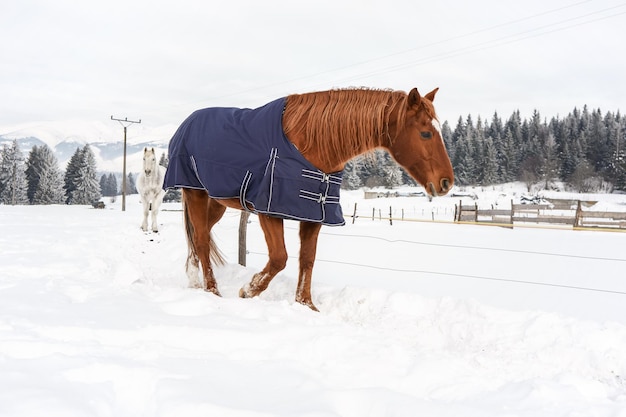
[427,178,452,197]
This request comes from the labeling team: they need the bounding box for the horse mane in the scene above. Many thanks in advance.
[283,88,409,167]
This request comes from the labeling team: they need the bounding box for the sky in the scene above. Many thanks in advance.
[1,0,626,139]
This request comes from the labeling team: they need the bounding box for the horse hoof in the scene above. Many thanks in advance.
[239,284,257,299]
[297,298,319,312]
[204,287,221,297]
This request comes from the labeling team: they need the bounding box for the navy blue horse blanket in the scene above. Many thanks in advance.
[163,97,345,226]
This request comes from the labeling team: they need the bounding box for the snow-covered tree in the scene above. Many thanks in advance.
[126,172,137,194]
[64,147,82,203]
[65,145,101,204]
[0,140,28,205]
[480,137,499,185]
[341,159,363,190]
[99,173,118,197]
[26,144,66,204]
[159,152,168,167]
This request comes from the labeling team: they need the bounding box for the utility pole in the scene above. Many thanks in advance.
[110,116,141,211]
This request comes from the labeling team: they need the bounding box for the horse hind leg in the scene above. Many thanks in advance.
[182,189,226,294]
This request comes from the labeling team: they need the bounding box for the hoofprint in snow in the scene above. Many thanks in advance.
[1,184,626,417]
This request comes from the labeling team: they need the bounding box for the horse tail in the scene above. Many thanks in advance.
[182,190,226,269]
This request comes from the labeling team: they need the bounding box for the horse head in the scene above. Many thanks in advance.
[387,88,454,196]
[142,147,157,177]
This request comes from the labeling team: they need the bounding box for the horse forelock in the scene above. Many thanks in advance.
[283,88,408,167]
[420,98,438,123]
[143,148,157,175]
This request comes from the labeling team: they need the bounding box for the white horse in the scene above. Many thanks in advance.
[136,147,166,232]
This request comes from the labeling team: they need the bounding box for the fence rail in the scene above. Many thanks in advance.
[455,199,626,230]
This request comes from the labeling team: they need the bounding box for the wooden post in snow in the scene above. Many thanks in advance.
[238,211,250,266]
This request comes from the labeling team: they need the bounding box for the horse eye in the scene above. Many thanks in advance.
[420,131,432,140]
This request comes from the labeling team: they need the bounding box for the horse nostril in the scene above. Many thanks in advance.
[441,178,451,192]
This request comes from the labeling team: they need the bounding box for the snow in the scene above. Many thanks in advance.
[1,186,626,416]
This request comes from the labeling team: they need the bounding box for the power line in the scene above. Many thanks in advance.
[246,250,626,296]
[278,223,626,263]
[203,2,626,102]
[305,5,626,88]
[243,218,626,296]
[317,230,626,263]
[312,257,626,296]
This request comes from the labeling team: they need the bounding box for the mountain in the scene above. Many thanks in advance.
[0,120,174,173]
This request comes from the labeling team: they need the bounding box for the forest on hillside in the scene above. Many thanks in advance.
[344,106,626,193]
[2,105,626,206]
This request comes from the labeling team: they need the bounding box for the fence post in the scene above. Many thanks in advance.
[574,200,582,227]
[238,211,250,266]
[352,202,358,224]
[389,206,393,226]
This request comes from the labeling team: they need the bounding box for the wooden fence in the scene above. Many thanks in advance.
[454,199,626,229]
[236,200,625,266]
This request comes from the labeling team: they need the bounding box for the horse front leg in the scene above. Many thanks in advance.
[297,221,322,311]
[150,190,165,232]
[140,198,150,232]
[239,214,287,300]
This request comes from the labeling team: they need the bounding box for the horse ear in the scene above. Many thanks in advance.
[425,87,439,102]
[408,88,421,108]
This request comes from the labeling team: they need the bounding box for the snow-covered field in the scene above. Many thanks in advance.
[2,185,626,416]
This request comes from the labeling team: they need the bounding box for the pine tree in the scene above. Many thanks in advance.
[341,159,363,190]
[99,173,119,197]
[25,144,65,204]
[30,145,65,204]
[159,152,168,167]
[127,172,137,194]
[99,174,108,196]
[498,127,518,182]
[33,168,66,204]
[0,140,28,205]
[451,136,474,186]
[107,173,118,196]
[66,145,101,204]
[441,121,454,156]
[25,145,43,203]
[481,137,499,185]
[64,147,82,203]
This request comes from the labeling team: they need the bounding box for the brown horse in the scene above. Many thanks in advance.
[167,87,453,311]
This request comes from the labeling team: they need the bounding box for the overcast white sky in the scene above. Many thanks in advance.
[1,0,625,137]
